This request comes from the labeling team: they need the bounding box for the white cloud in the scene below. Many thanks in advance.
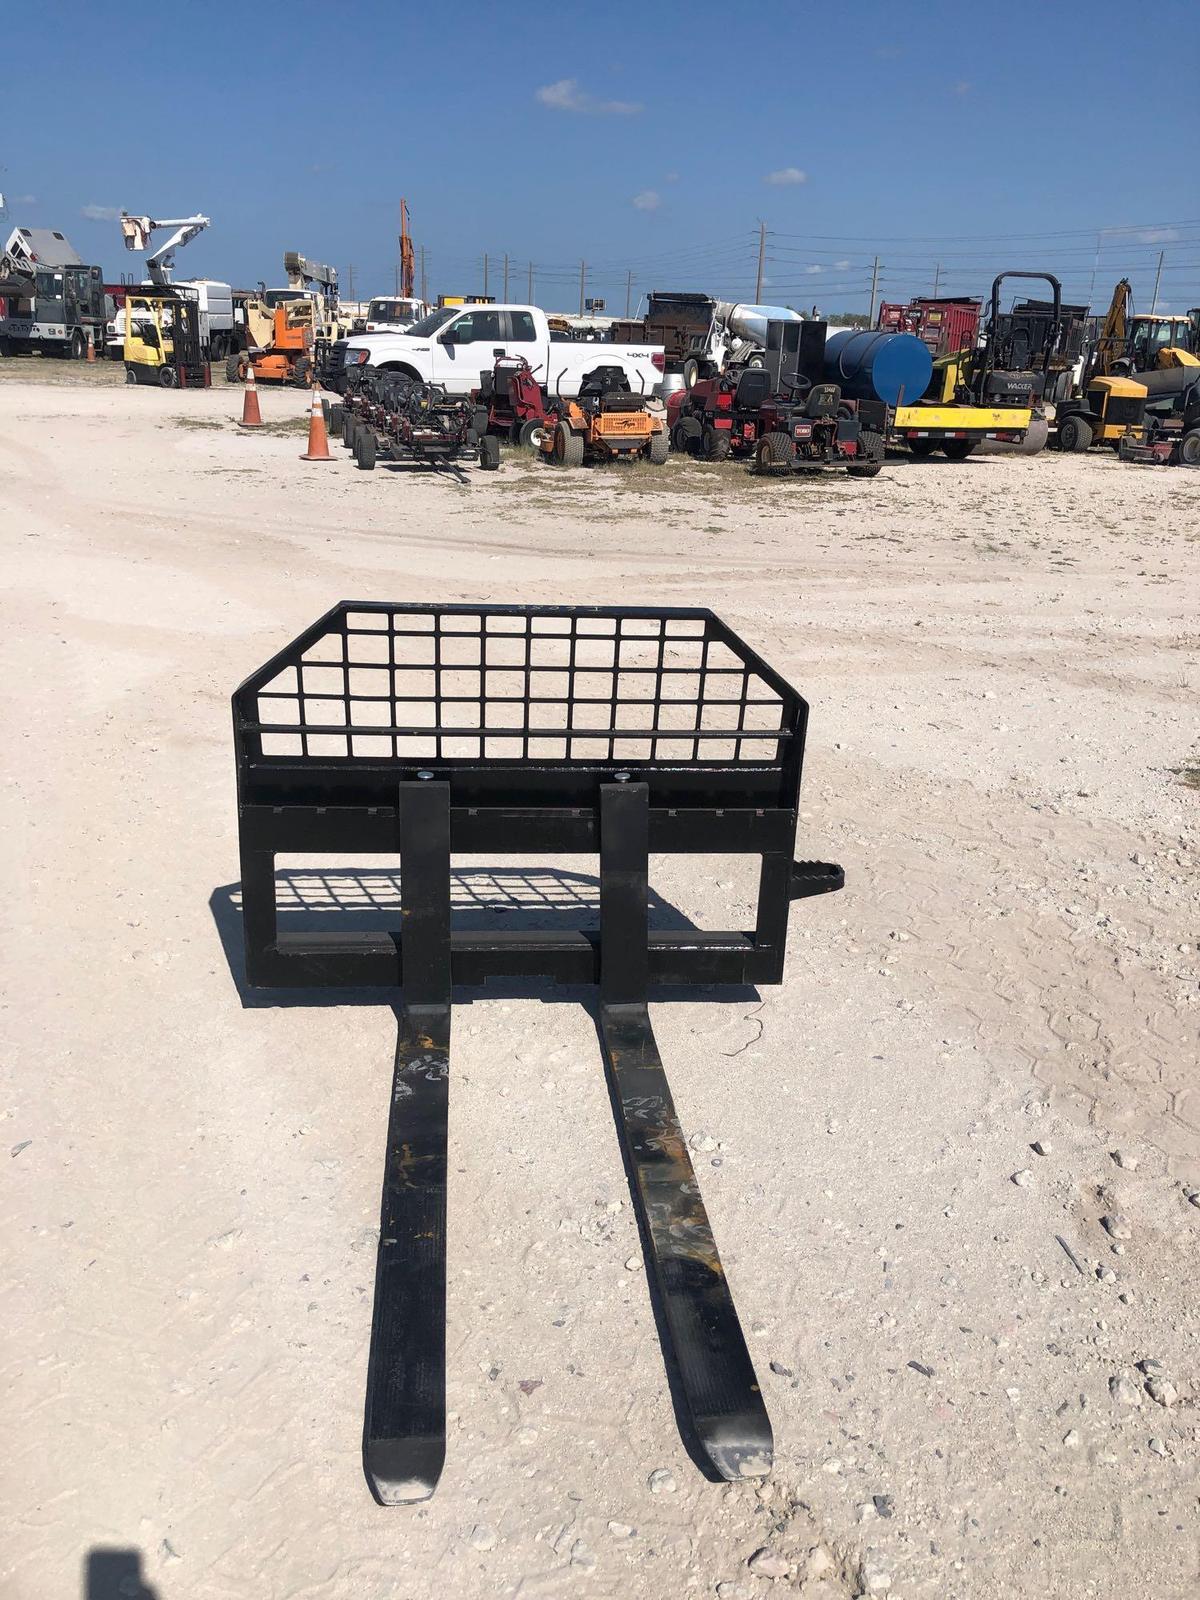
[834,259,851,270]
[632,190,661,212]
[764,167,807,186]
[11,193,37,205]
[1138,227,1179,244]
[805,264,823,274]
[535,78,641,115]
[950,80,971,95]
[664,171,680,183]
[81,203,122,222]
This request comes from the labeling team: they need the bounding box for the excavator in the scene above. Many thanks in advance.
[1053,279,1200,453]
[227,252,348,386]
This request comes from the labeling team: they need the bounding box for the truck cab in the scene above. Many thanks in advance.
[365,296,427,333]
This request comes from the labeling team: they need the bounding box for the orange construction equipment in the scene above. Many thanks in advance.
[231,298,318,387]
[239,366,264,429]
[300,383,333,461]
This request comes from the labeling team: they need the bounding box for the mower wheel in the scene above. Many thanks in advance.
[940,438,977,461]
[158,366,178,389]
[342,410,357,448]
[328,402,343,432]
[355,428,377,470]
[847,429,885,478]
[225,353,244,383]
[1178,429,1200,467]
[681,357,701,389]
[472,407,490,439]
[517,417,546,450]
[648,430,670,466]
[551,422,585,468]
[755,431,796,474]
[907,437,936,459]
[702,426,731,462]
[1056,414,1092,453]
[478,434,501,471]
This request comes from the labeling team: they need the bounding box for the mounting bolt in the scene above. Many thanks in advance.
[416,770,434,781]
[613,771,631,783]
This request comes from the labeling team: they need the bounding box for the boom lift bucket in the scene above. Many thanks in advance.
[232,603,843,1504]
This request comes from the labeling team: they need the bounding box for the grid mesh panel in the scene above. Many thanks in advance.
[249,608,790,766]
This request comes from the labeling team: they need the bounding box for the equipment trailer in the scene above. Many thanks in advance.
[233,602,844,1501]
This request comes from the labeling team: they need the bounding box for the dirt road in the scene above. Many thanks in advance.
[3,369,1197,1599]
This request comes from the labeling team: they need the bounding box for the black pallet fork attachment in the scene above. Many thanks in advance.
[232,603,843,1503]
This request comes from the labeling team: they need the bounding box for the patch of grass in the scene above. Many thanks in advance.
[1174,765,1200,790]
[254,416,310,436]
[170,416,225,430]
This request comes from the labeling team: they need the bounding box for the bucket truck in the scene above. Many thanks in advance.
[112,211,235,359]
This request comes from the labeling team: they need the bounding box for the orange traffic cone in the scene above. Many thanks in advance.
[239,364,263,429]
[300,380,332,462]
[86,332,96,363]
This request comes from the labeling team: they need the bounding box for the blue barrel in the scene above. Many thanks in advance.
[823,329,932,407]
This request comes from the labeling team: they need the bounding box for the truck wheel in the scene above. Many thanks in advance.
[355,428,377,470]
[158,366,178,389]
[328,402,344,432]
[517,417,546,449]
[847,430,885,478]
[754,431,796,474]
[69,329,86,361]
[478,434,501,471]
[680,357,700,389]
[1057,414,1092,453]
[941,439,977,461]
[907,437,936,459]
[293,354,311,387]
[702,426,730,462]
[225,353,244,383]
[648,429,670,465]
[1178,429,1200,467]
[552,423,585,468]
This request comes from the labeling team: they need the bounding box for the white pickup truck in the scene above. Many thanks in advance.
[334,302,666,398]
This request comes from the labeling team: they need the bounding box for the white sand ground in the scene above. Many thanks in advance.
[2,366,1197,1600]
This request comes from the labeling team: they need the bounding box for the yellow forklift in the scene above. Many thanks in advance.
[122,289,210,388]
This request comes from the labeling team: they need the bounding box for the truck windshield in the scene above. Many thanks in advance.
[404,307,458,338]
[369,300,415,322]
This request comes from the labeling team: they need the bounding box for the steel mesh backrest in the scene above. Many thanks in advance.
[246,607,793,766]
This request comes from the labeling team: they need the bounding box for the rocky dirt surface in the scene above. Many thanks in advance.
[2,371,1197,1599]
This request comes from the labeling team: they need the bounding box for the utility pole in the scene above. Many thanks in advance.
[503,252,509,300]
[419,246,427,304]
[394,264,399,295]
[1150,250,1164,314]
[932,262,941,296]
[625,269,634,318]
[579,259,586,316]
[346,263,355,303]
[868,255,880,324]
[755,221,766,302]
[483,253,489,298]
[527,261,534,302]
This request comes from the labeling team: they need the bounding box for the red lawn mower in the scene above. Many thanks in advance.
[471,355,549,448]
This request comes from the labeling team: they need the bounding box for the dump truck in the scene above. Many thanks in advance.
[0,227,106,358]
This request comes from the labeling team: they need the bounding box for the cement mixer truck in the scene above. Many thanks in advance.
[608,292,803,387]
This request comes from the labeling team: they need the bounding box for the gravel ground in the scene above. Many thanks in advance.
[2,368,1197,1600]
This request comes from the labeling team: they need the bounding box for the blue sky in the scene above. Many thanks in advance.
[5,0,1198,316]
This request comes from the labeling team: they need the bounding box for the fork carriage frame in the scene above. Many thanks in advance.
[233,602,842,1502]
